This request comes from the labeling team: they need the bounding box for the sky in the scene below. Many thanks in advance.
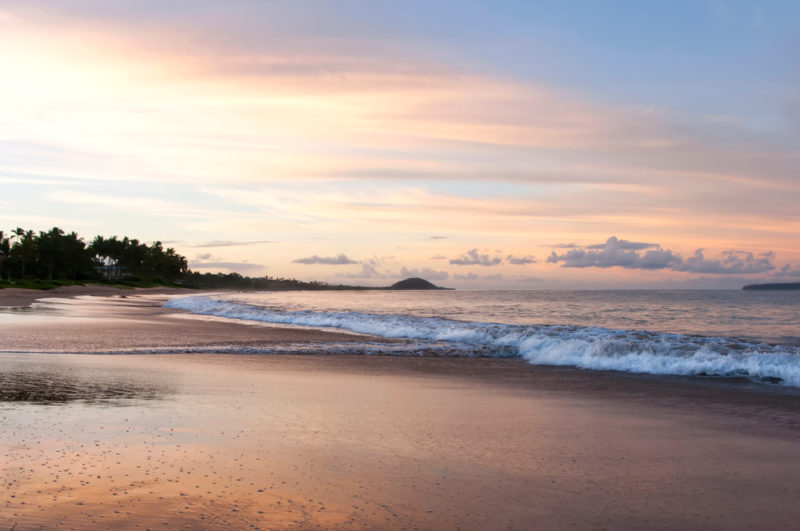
[1,0,799,289]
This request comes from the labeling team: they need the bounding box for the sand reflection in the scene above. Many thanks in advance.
[0,370,165,404]
[0,355,170,405]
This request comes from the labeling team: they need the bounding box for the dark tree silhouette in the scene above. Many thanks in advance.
[3,226,189,285]
[0,231,9,281]
[11,228,37,279]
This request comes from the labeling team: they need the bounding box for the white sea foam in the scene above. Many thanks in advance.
[165,295,800,387]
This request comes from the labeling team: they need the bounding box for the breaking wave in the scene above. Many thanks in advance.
[164,296,800,387]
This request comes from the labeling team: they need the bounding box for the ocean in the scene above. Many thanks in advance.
[165,289,800,388]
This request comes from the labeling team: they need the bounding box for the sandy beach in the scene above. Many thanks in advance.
[0,285,191,309]
[2,294,800,530]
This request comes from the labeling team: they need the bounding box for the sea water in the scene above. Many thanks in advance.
[164,290,800,387]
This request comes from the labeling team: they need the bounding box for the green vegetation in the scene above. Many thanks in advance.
[0,227,188,288]
[179,271,368,291]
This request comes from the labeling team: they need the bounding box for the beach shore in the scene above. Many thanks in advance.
[0,284,191,308]
[2,294,800,530]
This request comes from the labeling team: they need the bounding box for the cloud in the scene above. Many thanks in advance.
[633,249,682,270]
[514,275,544,283]
[4,2,800,288]
[674,250,776,275]
[293,253,358,265]
[47,190,230,218]
[189,260,265,273]
[547,236,776,275]
[772,265,800,278]
[335,263,385,279]
[506,254,536,265]
[547,236,676,269]
[584,238,657,251]
[449,249,503,266]
[453,273,504,281]
[336,264,449,281]
[430,255,447,260]
[395,267,449,281]
[191,240,274,248]
[427,235,447,240]
[450,249,537,267]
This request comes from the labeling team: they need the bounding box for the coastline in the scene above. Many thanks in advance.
[2,294,800,529]
[0,284,191,308]
[0,291,384,353]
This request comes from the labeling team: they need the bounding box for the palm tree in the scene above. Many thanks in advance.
[0,231,9,281]
[62,231,88,280]
[37,227,66,280]
[11,228,36,279]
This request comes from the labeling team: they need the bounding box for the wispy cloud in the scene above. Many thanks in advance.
[394,267,449,281]
[514,275,544,283]
[191,240,274,248]
[453,273,504,281]
[676,250,776,275]
[335,263,449,281]
[7,4,795,197]
[188,260,265,273]
[2,3,799,287]
[771,265,800,278]
[293,253,358,265]
[450,249,537,266]
[585,238,657,251]
[47,190,238,219]
[506,254,537,265]
[335,263,385,279]
[449,249,503,266]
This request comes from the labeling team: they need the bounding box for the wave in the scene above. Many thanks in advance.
[164,296,800,387]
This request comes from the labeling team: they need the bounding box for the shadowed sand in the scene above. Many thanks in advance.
[2,295,800,530]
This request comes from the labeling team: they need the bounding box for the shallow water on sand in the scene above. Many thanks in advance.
[3,353,800,530]
[0,354,169,404]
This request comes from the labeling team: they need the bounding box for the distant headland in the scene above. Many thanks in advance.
[742,283,800,291]
[389,277,451,290]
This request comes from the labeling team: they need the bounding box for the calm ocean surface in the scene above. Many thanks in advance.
[166,290,800,387]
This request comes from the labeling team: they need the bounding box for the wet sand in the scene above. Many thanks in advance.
[0,291,378,353]
[0,285,189,308]
[2,295,800,530]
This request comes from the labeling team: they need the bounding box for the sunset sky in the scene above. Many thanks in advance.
[1,0,799,288]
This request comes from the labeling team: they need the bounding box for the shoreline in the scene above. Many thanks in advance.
[2,294,800,528]
[3,291,800,395]
[0,284,192,307]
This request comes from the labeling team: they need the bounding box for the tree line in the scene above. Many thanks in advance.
[0,226,364,290]
[0,227,188,284]
[180,271,365,291]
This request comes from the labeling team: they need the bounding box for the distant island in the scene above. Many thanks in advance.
[389,277,451,290]
[742,283,800,291]
[0,225,450,292]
